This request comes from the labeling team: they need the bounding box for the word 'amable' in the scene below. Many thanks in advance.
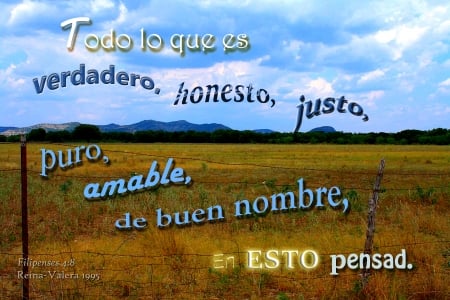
[294,95,369,132]
[84,158,191,200]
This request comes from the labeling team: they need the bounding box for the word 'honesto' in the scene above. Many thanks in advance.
[173,82,276,107]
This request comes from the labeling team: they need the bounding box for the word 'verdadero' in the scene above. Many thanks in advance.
[32,64,159,94]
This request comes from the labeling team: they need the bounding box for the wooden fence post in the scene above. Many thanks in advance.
[361,159,385,287]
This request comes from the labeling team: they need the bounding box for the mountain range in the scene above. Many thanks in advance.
[0,120,335,136]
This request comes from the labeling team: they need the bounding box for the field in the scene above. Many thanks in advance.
[0,143,449,299]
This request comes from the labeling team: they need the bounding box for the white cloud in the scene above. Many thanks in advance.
[90,0,115,13]
[437,78,450,94]
[373,25,427,60]
[1,0,449,132]
[439,78,450,87]
[358,69,385,84]
[434,106,450,116]
[304,78,334,98]
[0,64,26,89]
[114,1,127,24]
[7,0,55,25]
[362,90,384,108]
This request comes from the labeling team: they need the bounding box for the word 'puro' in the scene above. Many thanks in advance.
[40,144,108,177]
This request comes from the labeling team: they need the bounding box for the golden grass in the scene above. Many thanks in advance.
[0,143,449,299]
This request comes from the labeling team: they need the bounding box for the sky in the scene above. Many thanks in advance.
[0,0,449,133]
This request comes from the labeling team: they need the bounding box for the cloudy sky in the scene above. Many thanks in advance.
[1,0,449,132]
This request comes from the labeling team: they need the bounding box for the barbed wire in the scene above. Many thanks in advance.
[2,142,450,177]
[1,260,448,298]
[0,167,448,193]
[1,240,448,259]
[1,143,448,298]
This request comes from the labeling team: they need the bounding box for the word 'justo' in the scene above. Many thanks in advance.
[294,95,369,132]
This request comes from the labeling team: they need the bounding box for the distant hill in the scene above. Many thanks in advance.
[253,129,274,134]
[0,126,18,133]
[97,120,230,133]
[0,122,80,136]
[309,126,336,133]
[0,120,231,136]
[0,121,339,136]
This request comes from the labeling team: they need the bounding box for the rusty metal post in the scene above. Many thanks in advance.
[20,135,29,300]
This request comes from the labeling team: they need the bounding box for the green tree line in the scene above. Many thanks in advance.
[1,124,449,145]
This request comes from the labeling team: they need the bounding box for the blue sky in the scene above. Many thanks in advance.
[0,0,449,132]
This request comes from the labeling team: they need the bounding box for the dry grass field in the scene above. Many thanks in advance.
[0,143,449,299]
